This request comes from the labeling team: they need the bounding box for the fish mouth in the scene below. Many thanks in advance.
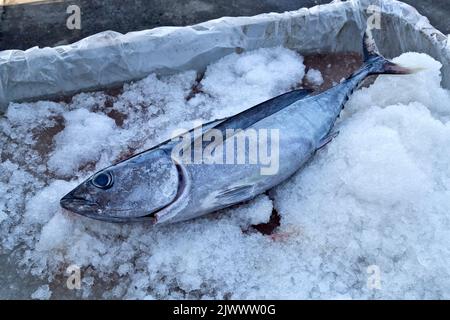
[59,190,149,223]
[60,193,139,222]
[60,193,100,215]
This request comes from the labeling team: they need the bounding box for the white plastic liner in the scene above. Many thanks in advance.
[0,0,448,111]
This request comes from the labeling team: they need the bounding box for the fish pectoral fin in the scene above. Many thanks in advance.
[317,131,339,150]
[216,185,255,203]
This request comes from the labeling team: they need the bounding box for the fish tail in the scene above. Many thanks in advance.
[362,32,415,75]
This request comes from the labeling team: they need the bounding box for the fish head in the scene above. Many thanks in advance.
[60,149,182,222]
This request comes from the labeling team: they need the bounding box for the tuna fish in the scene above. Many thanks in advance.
[60,34,413,223]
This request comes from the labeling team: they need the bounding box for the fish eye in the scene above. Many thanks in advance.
[92,172,113,189]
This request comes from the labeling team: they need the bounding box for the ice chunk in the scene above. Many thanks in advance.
[198,47,305,117]
[337,114,432,206]
[0,211,7,223]
[47,109,118,176]
[36,212,75,252]
[31,285,52,300]
[305,68,324,86]
[25,180,77,224]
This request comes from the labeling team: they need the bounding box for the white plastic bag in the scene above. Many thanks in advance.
[0,0,448,111]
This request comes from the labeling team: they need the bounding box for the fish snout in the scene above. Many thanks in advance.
[60,189,100,215]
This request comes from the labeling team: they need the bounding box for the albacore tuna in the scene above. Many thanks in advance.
[60,34,414,223]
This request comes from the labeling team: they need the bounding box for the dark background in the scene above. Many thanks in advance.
[1,0,449,51]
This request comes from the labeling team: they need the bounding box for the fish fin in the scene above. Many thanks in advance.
[159,117,228,150]
[362,32,414,75]
[165,88,314,153]
[216,185,254,203]
[199,117,229,133]
[190,88,313,148]
[363,31,380,61]
[182,117,229,135]
[211,89,314,133]
[317,131,339,150]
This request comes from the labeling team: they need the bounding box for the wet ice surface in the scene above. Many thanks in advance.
[1,48,450,299]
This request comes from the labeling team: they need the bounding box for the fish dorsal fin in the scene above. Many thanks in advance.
[207,88,313,135]
[159,89,312,153]
[122,117,228,159]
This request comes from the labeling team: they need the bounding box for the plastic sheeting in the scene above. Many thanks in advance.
[0,0,448,112]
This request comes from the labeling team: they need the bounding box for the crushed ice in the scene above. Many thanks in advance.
[1,47,450,299]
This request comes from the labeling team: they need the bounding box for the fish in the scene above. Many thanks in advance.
[60,33,414,224]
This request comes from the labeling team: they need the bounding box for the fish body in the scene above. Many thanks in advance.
[60,34,412,224]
